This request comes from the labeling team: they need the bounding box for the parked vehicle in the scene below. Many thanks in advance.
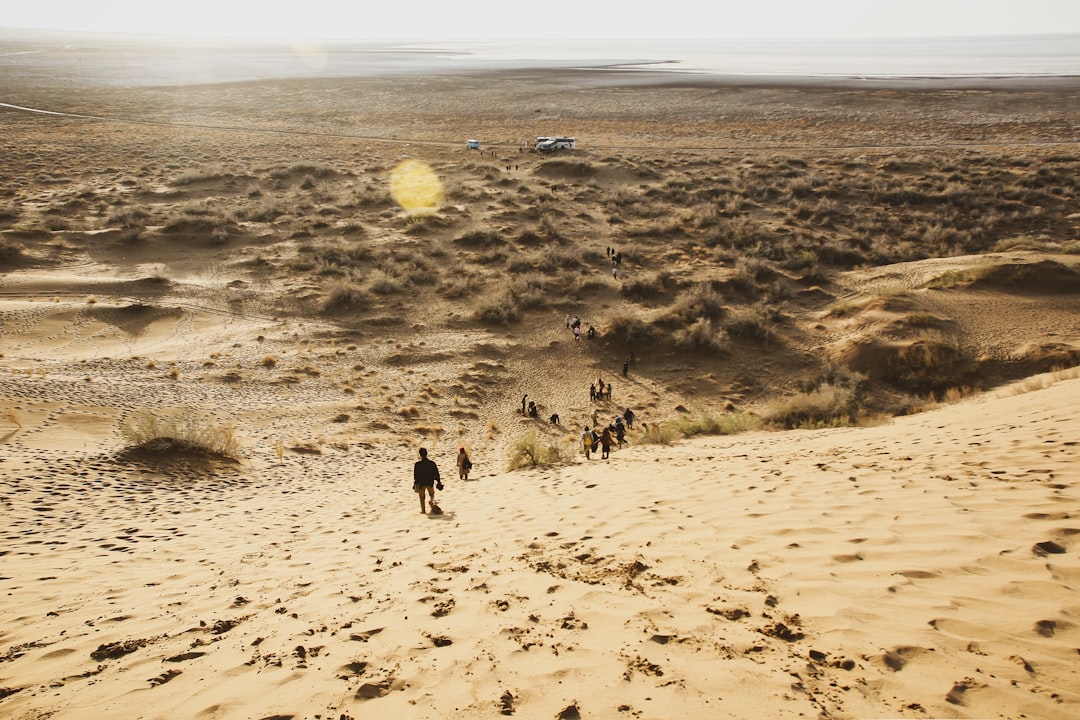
[465,139,481,149]
[536,136,575,152]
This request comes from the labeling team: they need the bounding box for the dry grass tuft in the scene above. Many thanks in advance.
[506,430,574,470]
[121,408,239,458]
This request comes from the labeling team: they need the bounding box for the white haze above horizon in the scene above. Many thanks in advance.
[4,0,1080,42]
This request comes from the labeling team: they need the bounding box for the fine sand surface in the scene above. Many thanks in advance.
[2,33,1080,719]
[1,376,1078,719]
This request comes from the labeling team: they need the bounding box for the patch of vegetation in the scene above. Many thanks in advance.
[671,412,763,437]
[507,429,573,470]
[120,408,239,459]
[762,384,860,429]
[322,281,368,312]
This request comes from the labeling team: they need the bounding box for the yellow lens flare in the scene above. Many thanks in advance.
[389,159,445,216]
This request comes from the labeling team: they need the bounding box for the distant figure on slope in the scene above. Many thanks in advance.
[581,427,593,459]
[413,447,442,514]
[456,447,472,481]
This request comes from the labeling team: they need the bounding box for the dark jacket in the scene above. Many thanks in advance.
[413,457,440,487]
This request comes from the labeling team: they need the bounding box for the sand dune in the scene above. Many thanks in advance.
[0,373,1077,719]
[3,33,1080,720]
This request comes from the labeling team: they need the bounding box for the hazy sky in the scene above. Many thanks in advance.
[4,0,1080,41]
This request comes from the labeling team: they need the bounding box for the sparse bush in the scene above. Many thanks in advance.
[0,237,26,262]
[507,429,573,470]
[474,290,522,325]
[672,412,762,437]
[453,229,505,249]
[107,206,150,229]
[723,305,777,342]
[620,271,674,302]
[674,283,727,322]
[606,314,657,345]
[673,318,730,353]
[121,408,239,458]
[638,422,677,445]
[370,274,403,295]
[763,384,858,429]
[322,281,368,311]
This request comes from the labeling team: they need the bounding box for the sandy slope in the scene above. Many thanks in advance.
[1,372,1078,719]
[2,34,1080,720]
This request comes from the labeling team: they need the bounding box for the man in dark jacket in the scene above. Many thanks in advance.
[413,447,442,514]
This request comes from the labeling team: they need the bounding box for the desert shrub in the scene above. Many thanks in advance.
[674,283,727,321]
[0,237,26,262]
[672,412,763,437]
[322,281,368,312]
[889,339,977,395]
[903,312,945,328]
[505,254,535,273]
[270,162,339,179]
[673,318,729,353]
[172,168,228,186]
[107,206,150,229]
[370,274,403,295]
[815,242,866,268]
[638,422,677,445]
[474,290,522,325]
[762,384,858,429]
[507,430,574,470]
[537,245,582,272]
[620,271,674,302]
[606,314,657,345]
[437,274,482,299]
[454,229,505,249]
[304,241,374,268]
[243,199,280,222]
[723,305,777,342]
[922,268,987,289]
[121,408,239,458]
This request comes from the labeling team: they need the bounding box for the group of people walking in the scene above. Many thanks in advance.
[580,408,635,461]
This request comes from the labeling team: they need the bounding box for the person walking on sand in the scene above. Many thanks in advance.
[600,427,613,459]
[456,447,472,481]
[581,426,592,459]
[521,394,528,415]
[413,447,442,514]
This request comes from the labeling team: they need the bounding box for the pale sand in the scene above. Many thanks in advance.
[1,373,1077,719]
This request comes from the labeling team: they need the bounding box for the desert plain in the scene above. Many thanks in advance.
[1,32,1080,720]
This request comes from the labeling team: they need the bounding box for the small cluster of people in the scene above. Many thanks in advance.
[608,248,624,280]
[565,315,597,341]
[580,414,629,460]
[589,377,613,402]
